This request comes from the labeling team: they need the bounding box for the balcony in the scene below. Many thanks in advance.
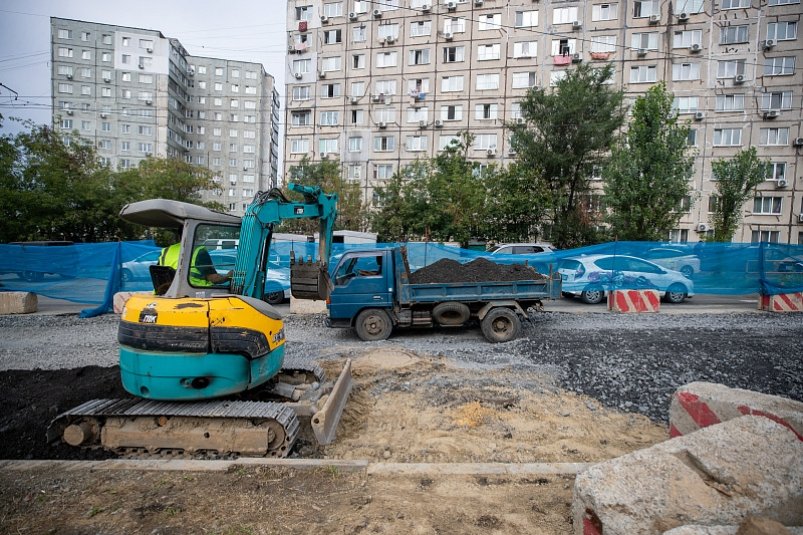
[553,55,572,66]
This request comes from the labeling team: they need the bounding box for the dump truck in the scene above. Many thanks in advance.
[326,247,562,343]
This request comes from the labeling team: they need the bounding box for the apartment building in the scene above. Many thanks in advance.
[50,17,280,215]
[283,0,803,244]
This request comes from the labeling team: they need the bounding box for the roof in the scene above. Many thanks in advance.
[119,199,241,228]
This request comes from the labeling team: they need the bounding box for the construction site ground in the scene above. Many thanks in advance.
[1,306,801,534]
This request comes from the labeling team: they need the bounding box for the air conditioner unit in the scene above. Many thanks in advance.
[677,12,689,22]
[689,43,701,53]
[385,35,396,44]
[65,73,73,80]
[103,76,111,83]
[146,47,153,53]
[371,93,382,102]
[378,121,387,129]
[421,4,431,12]
[319,71,326,78]
[508,147,517,155]
[798,214,803,223]
[145,99,152,105]
[419,120,426,128]
[434,119,443,128]
[793,137,803,147]
[350,96,358,104]
[294,72,303,79]
[65,109,73,115]
[349,12,358,20]
[515,117,525,124]
[373,9,382,17]
[764,110,779,119]
[188,68,195,76]
[694,111,705,121]
[320,15,329,23]
[649,14,660,24]
[446,1,457,11]
[288,44,296,53]
[571,53,582,63]
[475,0,483,5]
[763,39,776,50]
[138,64,145,70]
[637,48,647,56]
[776,178,788,188]
[100,112,107,118]
[572,20,583,29]
[734,74,746,84]
[486,148,496,157]
[444,31,454,40]
[696,223,710,232]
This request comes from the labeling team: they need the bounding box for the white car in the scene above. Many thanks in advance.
[489,243,557,255]
[641,247,701,278]
[557,254,694,304]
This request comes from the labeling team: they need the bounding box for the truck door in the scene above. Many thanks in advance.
[329,251,393,320]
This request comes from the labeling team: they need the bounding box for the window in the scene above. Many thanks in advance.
[407,106,429,122]
[512,72,536,88]
[551,39,577,55]
[60,119,73,129]
[406,136,428,151]
[321,56,342,72]
[441,105,463,121]
[292,86,311,101]
[762,90,792,110]
[474,134,498,150]
[444,17,466,34]
[764,57,795,76]
[80,31,90,41]
[139,125,153,135]
[630,65,657,83]
[677,0,704,13]
[674,30,702,47]
[592,3,618,21]
[231,84,240,93]
[550,71,568,86]
[290,138,309,154]
[323,2,343,17]
[713,128,742,146]
[375,164,394,180]
[760,127,789,146]
[214,82,223,91]
[320,111,339,126]
[377,24,400,40]
[443,46,465,63]
[101,122,111,132]
[441,76,464,92]
[57,65,73,76]
[293,59,311,74]
[58,47,73,58]
[373,135,396,151]
[715,94,744,112]
[58,83,73,94]
[101,52,111,62]
[375,79,397,95]
[767,0,799,4]
[513,41,537,58]
[516,10,539,27]
[438,135,459,150]
[411,21,431,37]
[475,103,499,120]
[553,7,577,24]
[591,35,616,53]
[409,49,430,65]
[101,87,112,97]
[478,14,502,31]
[376,52,398,68]
[321,83,341,98]
[376,108,396,123]
[346,164,361,181]
[291,111,311,126]
[139,143,153,154]
[721,0,749,7]
[408,78,430,94]
[720,26,749,45]
[353,0,368,13]
[687,129,697,146]
[632,32,659,50]
[295,5,312,20]
[245,86,256,95]
[324,29,342,44]
[120,124,131,133]
[751,230,780,244]
[767,21,797,41]
[139,74,153,84]
[477,44,501,61]
[672,62,700,81]
[674,96,699,113]
[753,197,782,215]
[476,74,500,90]
[351,81,366,97]
[348,137,363,152]
[351,109,365,125]
[633,0,659,17]
[81,85,91,96]
[669,229,689,243]
[58,28,71,39]
[766,162,786,181]
[352,26,367,42]
[717,59,745,78]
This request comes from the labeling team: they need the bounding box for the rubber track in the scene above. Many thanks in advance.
[280,362,327,383]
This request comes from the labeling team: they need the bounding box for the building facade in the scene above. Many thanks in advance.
[283,0,803,244]
[50,17,280,215]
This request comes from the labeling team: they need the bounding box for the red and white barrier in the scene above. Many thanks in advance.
[669,382,803,442]
[607,289,660,313]
[759,292,803,313]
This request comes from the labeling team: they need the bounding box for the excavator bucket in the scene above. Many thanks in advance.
[290,252,333,301]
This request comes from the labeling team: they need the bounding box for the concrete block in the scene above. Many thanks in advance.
[669,382,803,441]
[759,293,803,313]
[607,289,661,313]
[289,296,327,314]
[0,291,37,314]
[572,416,803,535]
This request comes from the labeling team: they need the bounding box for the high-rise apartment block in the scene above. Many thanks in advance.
[284,0,802,244]
[50,17,280,215]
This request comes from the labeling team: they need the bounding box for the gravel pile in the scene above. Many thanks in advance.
[409,257,544,284]
[1,311,801,424]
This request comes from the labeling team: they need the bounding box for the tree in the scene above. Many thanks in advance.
[285,156,365,234]
[511,63,624,248]
[370,161,428,242]
[709,147,767,242]
[603,82,695,241]
[484,161,550,244]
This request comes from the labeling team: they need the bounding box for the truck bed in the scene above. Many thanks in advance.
[400,274,562,304]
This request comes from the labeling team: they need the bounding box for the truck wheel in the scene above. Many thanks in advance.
[432,302,470,326]
[355,309,392,341]
[480,308,521,343]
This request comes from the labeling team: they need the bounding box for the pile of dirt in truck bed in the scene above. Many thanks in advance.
[409,257,546,284]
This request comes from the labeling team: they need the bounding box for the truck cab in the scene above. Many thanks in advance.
[328,249,395,328]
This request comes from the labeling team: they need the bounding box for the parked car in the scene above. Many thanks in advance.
[641,247,700,278]
[776,255,803,273]
[557,254,694,304]
[121,250,162,282]
[489,243,557,255]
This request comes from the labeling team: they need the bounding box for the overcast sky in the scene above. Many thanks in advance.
[0,0,287,134]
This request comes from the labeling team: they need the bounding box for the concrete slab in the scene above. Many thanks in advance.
[0,291,37,314]
[572,416,803,535]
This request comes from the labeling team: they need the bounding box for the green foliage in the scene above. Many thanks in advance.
[603,82,695,241]
[511,63,624,248]
[284,156,365,234]
[370,161,427,242]
[484,161,549,243]
[709,147,767,242]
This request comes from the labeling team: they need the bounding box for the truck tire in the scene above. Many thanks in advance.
[355,309,393,341]
[432,302,470,326]
[480,307,521,343]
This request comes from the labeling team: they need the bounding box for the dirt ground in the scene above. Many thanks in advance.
[0,347,666,534]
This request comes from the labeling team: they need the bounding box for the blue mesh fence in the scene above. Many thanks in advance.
[1,240,801,317]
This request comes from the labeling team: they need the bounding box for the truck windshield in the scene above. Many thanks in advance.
[334,255,383,284]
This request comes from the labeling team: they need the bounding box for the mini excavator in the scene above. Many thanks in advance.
[48,184,352,458]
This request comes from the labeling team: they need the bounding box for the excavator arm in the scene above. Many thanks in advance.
[231,183,338,301]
